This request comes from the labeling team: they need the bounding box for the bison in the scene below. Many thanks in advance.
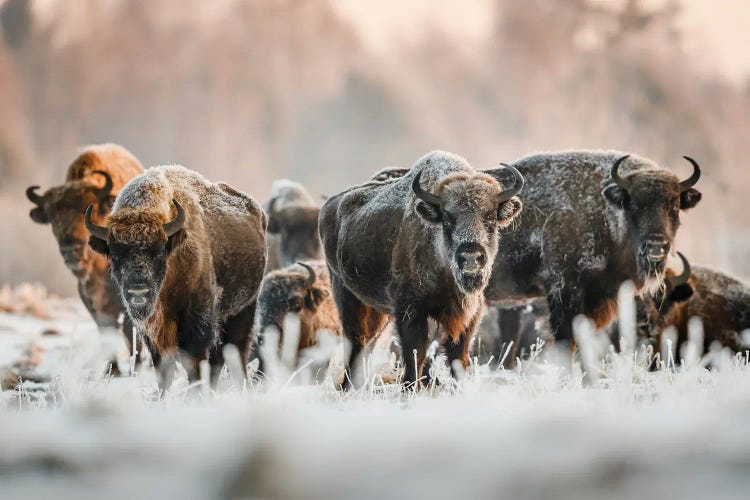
[256,260,340,360]
[264,180,322,272]
[637,253,750,353]
[484,151,702,344]
[319,150,524,388]
[85,165,266,386]
[26,144,144,359]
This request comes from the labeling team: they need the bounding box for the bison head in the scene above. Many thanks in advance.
[26,171,115,275]
[267,198,322,266]
[603,155,701,285]
[413,163,524,294]
[86,200,186,322]
[257,262,331,343]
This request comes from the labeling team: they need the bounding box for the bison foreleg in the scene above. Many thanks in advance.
[546,285,583,346]
[397,304,429,391]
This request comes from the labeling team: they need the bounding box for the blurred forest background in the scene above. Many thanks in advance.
[0,0,748,295]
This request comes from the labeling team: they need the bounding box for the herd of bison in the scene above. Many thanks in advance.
[23,143,750,391]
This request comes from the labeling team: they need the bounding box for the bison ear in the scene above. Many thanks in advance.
[497,197,523,228]
[415,201,441,224]
[305,287,329,311]
[166,228,187,254]
[680,188,701,210]
[669,283,694,303]
[29,207,49,224]
[602,184,629,209]
[88,235,109,255]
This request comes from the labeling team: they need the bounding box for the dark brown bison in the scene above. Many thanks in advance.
[484,151,702,344]
[264,180,322,272]
[85,165,266,386]
[637,253,750,353]
[26,144,143,359]
[256,260,340,359]
[320,150,524,388]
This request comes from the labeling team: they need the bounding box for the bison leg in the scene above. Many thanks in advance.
[330,274,385,389]
[397,304,429,390]
[546,285,582,346]
[210,302,257,387]
[496,306,522,368]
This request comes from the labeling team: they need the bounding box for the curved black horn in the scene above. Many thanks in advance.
[485,163,525,203]
[611,155,630,188]
[84,204,109,240]
[669,252,691,287]
[412,169,441,207]
[298,261,316,288]
[163,199,185,237]
[680,156,701,190]
[26,186,44,206]
[268,197,279,218]
[92,170,113,201]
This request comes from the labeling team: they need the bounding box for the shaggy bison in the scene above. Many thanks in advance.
[637,253,750,353]
[85,165,266,386]
[320,150,524,388]
[256,260,340,357]
[26,144,143,357]
[264,180,322,272]
[484,151,702,344]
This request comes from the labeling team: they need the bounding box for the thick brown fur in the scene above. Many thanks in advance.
[26,144,144,363]
[97,165,266,384]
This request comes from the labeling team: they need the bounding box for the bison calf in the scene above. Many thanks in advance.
[86,165,266,387]
[256,260,340,363]
[320,150,524,389]
[638,253,750,354]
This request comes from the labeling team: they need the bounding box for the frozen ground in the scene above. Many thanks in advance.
[0,287,750,500]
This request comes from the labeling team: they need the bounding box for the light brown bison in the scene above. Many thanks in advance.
[256,260,340,357]
[26,144,143,357]
[85,165,266,386]
[264,180,322,272]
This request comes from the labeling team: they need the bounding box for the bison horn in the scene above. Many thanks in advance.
[84,204,109,240]
[488,163,525,203]
[298,261,316,288]
[92,170,114,201]
[679,156,701,190]
[26,186,44,206]
[268,197,279,218]
[163,199,186,237]
[669,252,691,287]
[412,169,441,208]
[611,155,630,188]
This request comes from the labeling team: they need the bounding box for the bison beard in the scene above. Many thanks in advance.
[86,165,266,389]
[484,150,702,346]
[320,150,523,389]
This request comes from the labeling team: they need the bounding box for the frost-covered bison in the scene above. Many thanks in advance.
[256,260,340,356]
[85,166,266,386]
[484,151,702,343]
[264,180,322,272]
[26,144,143,355]
[637,253,750,353]
[320,150,524,388]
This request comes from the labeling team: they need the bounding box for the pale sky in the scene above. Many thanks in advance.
[333,0,750,84]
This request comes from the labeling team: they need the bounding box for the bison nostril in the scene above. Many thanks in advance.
[458,251,485,271]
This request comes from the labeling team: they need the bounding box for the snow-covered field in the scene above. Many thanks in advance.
[1,287,749,500]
